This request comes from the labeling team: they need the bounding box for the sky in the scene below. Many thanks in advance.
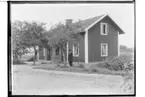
[11,3,134,47]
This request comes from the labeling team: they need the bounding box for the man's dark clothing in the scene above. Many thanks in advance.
[69,61,73,67]
[68,52,73,66]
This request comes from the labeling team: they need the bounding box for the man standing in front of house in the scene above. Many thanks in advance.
[68,50,73,67]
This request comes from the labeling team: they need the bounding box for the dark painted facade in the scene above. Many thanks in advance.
[88,16,118,62]
[68,34,85,62]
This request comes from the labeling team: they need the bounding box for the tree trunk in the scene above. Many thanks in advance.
[14,54,18,63]
[14,51,19,64]
[33,46,37,65]
[62,43,67,66]
[62,51,67,66]
[60,45,64,62]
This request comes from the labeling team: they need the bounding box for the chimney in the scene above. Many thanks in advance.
[65,19,73,25]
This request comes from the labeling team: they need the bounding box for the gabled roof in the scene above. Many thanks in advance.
[78,14,125,34]
[79,14,105,30]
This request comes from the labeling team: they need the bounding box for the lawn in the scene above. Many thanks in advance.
[32,62,129,76]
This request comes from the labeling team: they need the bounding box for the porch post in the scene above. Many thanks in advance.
[85,30,89,64]
[37,46,39,61]
[52,47,55,63]
[45,48,47,60]
[43,48,47,60]
[66,42,69,62]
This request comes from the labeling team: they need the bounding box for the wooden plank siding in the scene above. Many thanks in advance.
[67,34,85,62]
[88,16,118,62]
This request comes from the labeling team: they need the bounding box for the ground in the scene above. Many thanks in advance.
[11,62,133,95]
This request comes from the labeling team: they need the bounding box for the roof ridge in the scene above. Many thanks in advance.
[75,14,107,32]
[82,14,106,21]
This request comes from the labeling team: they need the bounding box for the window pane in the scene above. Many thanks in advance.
[73,43,79,56]
[103,25,106,34]
[101,44,107,56]
[103,45,105,55]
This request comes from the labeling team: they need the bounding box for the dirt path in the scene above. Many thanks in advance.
[12,65,130,95]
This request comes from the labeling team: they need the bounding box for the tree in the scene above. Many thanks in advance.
[47,19,83,64]
[12,21,29,63]
[120,45,134,53]
[12,20,47,65]
[20,21,47,65]
[120,45,128,52]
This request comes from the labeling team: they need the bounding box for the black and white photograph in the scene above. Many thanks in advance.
[9,1,135,96]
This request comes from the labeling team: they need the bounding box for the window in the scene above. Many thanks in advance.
[101,23,108,35]
[101,43,108,56]
[73,43,79,57]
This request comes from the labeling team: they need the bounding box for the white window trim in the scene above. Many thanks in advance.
[101,43,108,57]
[100,22,108,35]
[73,43,79,57]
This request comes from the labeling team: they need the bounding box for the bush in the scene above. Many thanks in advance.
[13,59,21,64]
[73,62,85,68]
[105,57,124,71]
[41,61,48,64]
[97,62,107,68]
[98,55,133,71]
[124,62,134,71]
[13,59,25,64]
[27,57,35,61]
[77,63,85,68]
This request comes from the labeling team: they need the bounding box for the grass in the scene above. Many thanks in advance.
[32,62,128,76]
[12,60,26,65]
[29,51,134,76]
